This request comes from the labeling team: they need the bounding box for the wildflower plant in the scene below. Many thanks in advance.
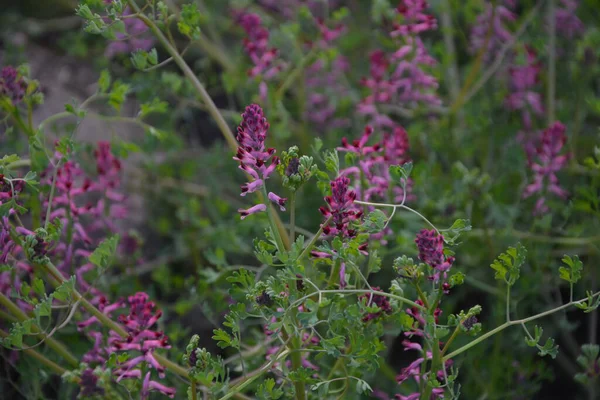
[0,0,600,399]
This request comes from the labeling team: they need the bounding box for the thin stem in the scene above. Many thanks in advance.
[439,0,460,102]
[262,187,286,254]
[415,284,430,309]
[41,261,191,378]
[467,228,600,246]
[354,200,440,235]
[44,165,59,228]
[506,286,511,322]
[127,4,237,149]
[0,328,72,378]
[127,1,291,250]
[0,293,78,366]
[547,0,556,124]
[289,289,425,313]
[191,381,198,400]
[289,193,296,243]
[297,216,332,262]
[443,291,600,362]
[275,48,319,100]
[218,349,290,400]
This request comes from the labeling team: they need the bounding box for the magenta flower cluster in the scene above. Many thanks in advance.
[505,47,544,136]
[555,0,585,39]
[359,287,392,322]
[469,0,516,62]
[415,229,454,279]
[235,104,286,219]
[237,12,286,81]
[78,293,175,399]
[358,0,440,126]
[319,176,362,238]
[339,125,413,205]
[0,141,173,398]
[0,66,27,104]
[523,122,570,215]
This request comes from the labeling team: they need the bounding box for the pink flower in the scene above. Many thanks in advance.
[339,262,347,289]
[523,122,570,215]
[391,0,438,37]
[268,192,287,211]
[237,12,286,79]
[505,47,544,132]
[359,287,393,322]
[238,204,267,220]
[319,177,362,238]
[469,1,516,62]
[235,104,285,219]
[555,0,584,39]
[141,371,176,399]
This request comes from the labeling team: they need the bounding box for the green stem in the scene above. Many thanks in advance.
[467,228,600,246]
[443,291,600,362]
[41,262,190,378]
[0,293,78,366]
[354,201,440,235]
[262,187,286,254]
[415,284,430,309]
[191,381,198,400]
[0,328,72,377]
[506,285,511,322]
[290,334,307,400]
[219,349,290,400]
[128,1,291,250]
[289,193,296,243]
[297,216,332,262]
[275,48,319,100]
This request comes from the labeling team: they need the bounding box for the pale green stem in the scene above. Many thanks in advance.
[0,293,78,366]
[0,328,72,377]
[297,216,332,262]
[443,291,600,362]
[354,200,440,235]
[128,1,291,250]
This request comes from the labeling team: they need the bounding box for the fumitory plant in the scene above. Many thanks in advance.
[1,0,600,399]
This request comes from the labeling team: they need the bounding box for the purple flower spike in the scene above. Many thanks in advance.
[235,104,285,219]
[523,121,570,215]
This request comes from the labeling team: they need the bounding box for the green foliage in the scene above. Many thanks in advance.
[178,4,203,39]
[559,255,583,284]
[490,243,527,286]
[524,325,559,359]
[88,235,120,271]
[1,276,75,349]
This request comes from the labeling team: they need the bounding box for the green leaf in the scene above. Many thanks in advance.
[139,98,168,118]
[177,4,202,39]
[490,243,527,286]
[98,69,111,93]
[361,210,387,234]
[108,81,130,112]
[89,235,120,271]
[538,337,559,359]
[559,255,583,284]
[324,150,340,176]
[32,278,45,297]
[212,328,235,349]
